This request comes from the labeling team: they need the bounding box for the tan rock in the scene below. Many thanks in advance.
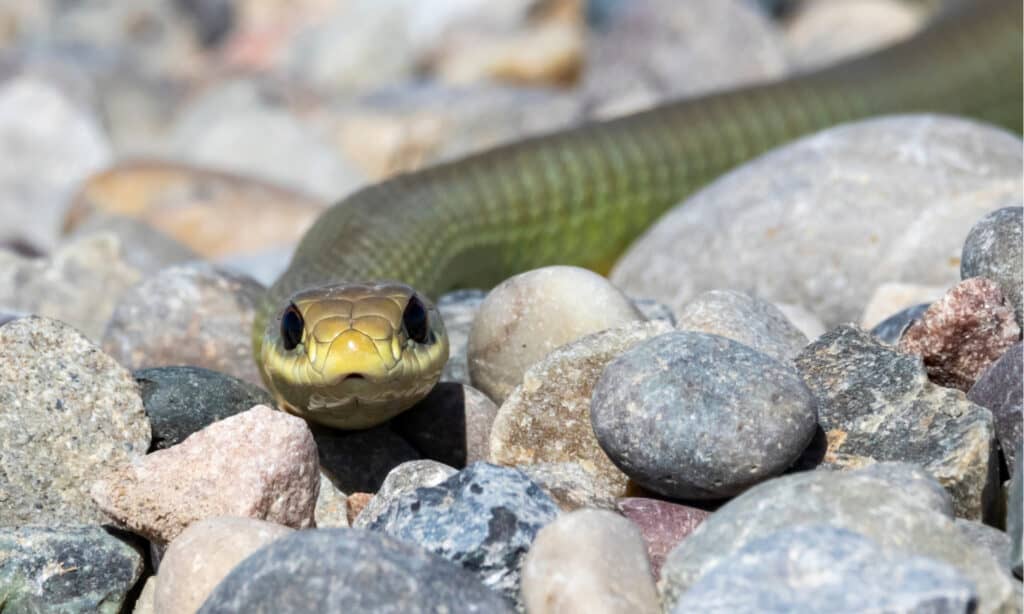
[133,576,157,614]
[861,282,948,330]
[346,493,373,525]
[519,463,618,511]
[315,472,349,528]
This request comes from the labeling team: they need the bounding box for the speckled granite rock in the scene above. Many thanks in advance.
[968,342,1022,474]
[0,316,150,525]
[519,462,619,511]
[616,498,711,580]
[314,473,349,528]
[675,290,808,362]
[870,302,930,345]
[353,460,457,529]
[961,207,1023,328]
[392,382,497,468]
[312,424,421,494]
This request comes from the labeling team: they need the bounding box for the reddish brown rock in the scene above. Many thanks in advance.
[616,497,711,580]
[347,493,373,524]
[898,278,1020,391]
[91,405,318,544]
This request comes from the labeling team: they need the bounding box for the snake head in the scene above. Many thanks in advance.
[258,282,449,429]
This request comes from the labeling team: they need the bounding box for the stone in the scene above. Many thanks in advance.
[0,316,150,525]
[657,463,1016,613]
[796,325,998,520]
[155,516,293,614]
[91,405,318,544]
[314,473,349,528]
[391,382,497,468]
[861,282,947,330]
[1009,456,1023,578]
[0,525,144,614]
[955,519,1012,572]
[490,320,671,497]
[521,509,660,614]
[671,525,977,614]
[196,529,515,613]
[67,214,199,276]
[135,366,274,450]
[347,493,373,524]
[519,462,618,511]
[615,498,711,580]
[592,331,816,499]
[961,207,1023,328]
[612,116,1024,327]
[367,462,560,603]
[968,342,1023,474]
[675,290,808,362]
[134,575,156,614]
[630,297,676,326]
[353,460,457,529]
[102,263,266,386]
[214,247,293,288]
[313,424,421,494]
[772,302,825,341]
[469,266,644,404]
[870,302,931,345]
[437,289,486,385]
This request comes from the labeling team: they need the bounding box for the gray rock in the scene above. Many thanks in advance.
[955,519,1012,572]
[314,472,349,528]
[0,316,150,525]
[671,525,977,614]
[675,290,809,362]
[612,116,1024,327]
[437,289,487,385]
[68,214,200,276]
[353,460,457,529]
[630,297,676,326]
[197,529,515,613]
[592,331,816,499]
[519,462,619,511]
[1009,443,1023,579]
[367,462,560,603]
[794,325,998,520]
[0,525,144,613]
[961,207,1023,328]
[313,424,421,494]
[392,382,497,468]
[968,342,1023,474]
[870,302,930,344]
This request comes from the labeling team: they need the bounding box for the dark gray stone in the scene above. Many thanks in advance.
[197,529,514,614]
[1009,443,1023,579]
[961,207,1023,328]
[671,525,978,614]
[135,366,274,450]
[675,290,808,362]
[591,331,817,499]
[367,462,560,603]
[313,424,421,494]
[391,382,497,468]
[870,302,930,344]
[968,342,1023,475]
[437,289,486,386]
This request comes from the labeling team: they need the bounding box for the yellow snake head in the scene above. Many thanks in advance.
[258,282,449,429]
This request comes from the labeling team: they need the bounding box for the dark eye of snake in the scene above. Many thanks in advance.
[402,295,430,344]
[281,304,304,351]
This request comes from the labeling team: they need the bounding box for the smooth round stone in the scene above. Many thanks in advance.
[197,529,515,613]
[468,265,644,404]
[955,519,1012,572]
[521,509,660,614]
[391,382,497,468]
[353,460,457,529]
[134,575,156,614]
[961,207,1023,328]
[675,290,808,362]
[592,331,816,499]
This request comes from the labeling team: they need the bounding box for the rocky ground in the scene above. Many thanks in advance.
[0,0,1020,612]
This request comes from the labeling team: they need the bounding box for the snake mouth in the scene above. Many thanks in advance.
[342,373,366,381]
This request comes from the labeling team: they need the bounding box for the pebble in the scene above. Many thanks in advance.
[519,462,618,511]
[671,524,976,614]
[592,331,816,499]
[870,302,931,345]
[675,290,808,362]
[955,519,1012,572]
[657,463,1016,613]
[796,325,998,520]
[134,575,156,614]
[66,214,199,276]
[0,316,150,525]
[961,207,1023,328]
[1009,455,1023,578]
[102,263,266,386]
[91,405,318,544]
[0,525,144,613]
[612,115,1024,327]
[521,509,660,614]
[468,266,644,404]
[630,297,676,326]
[860,282,947,331]
[155,516,294,614]
[897,278,1020,392]
[968,342,1023,474]
[135,366,274,450]
[314,473,349,528]
[347,493,374,524]
[353,460,457,529]
[391,382,497,468]
[615,498,711,580]
[490,320,672,497]
[367,462,560,604]
[196,529,515,613]
[313,424,421,494]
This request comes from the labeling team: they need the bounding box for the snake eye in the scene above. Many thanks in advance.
[281,304,304,350]
[402,295,430,344]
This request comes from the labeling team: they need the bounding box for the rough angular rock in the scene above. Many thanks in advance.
[353,460,457,529]
[968,342,1023,474]
[616,498,711,580]
[0,316,150,525]
[314,473,349,528]
[347,493,373,524]
[898,278,1020,392]
[861,282,946,331]
[392,382,497,468]
[91,405,318,544]
[313,424,421,494]
[521,509,660,614]
[196,529,515,613]
[870,302,930,345]
[519,462,618,511]
[489,321,671,497]
[436,289,486,385]
[675,290,808,362]
[961,207,1023,328]
[367,462,560,603]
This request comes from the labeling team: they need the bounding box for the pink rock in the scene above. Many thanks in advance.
[91,405,318,544]
[616,497,711,580]
[898,278,1021,391]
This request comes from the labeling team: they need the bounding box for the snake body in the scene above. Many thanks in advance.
[257,0,1022,428]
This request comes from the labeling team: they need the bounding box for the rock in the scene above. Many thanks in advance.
[391,382,497,468]
[615,498,711,580]
[955,519,1012,572]
[519,462,619,511]
[592,331,816,499]
[0,525,144,613]
[490,320,671,496]
[870,302,931,345]
[612,116,1024,327]
[468,266,644,404]
[657,463,1016,613]
[961,207,1023,328]
[353,460,458,529]
[367,462,560,603]
[214,247,293,287]
[196,529,515,613]
[968,342,1023,474]
[155,516,293,614]
[313,424,421,494]
[630,297,676,326]
[796,325,998,520]
[314,473,349,528]
[102,263,266,386]
[671,524,977,614]
[861,282,947,330]
[67,214,199,276]
[0,316,150,525]
[437,289,486,385]
[772,302,825,341]
[675,290,808,362]
[521,509,660,614]
[898,278,1020,392]
[135,366,274,450]
[91,405,318,544]
[1009,456,1023,578]
[347,493,373,524]
[0,233,141,341]
[134,575,156,614]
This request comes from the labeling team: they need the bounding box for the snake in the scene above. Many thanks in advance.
[255,0,1022,430]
